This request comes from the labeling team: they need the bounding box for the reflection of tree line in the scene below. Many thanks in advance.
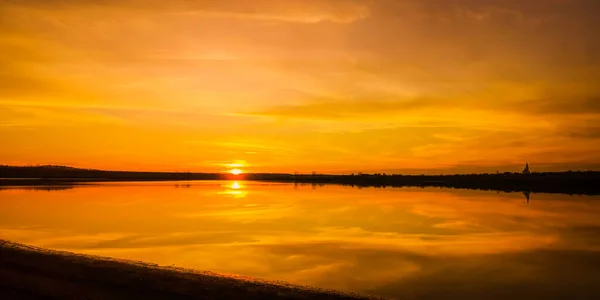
[1,165,599,196]
[296,180,533,201]
[0,186,75,192]
[254,172,600,196]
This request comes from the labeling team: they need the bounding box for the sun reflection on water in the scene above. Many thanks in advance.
[219,181,247,198]
[231,181,241,189]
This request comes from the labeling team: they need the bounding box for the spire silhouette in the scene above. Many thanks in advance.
[522,162,531,174]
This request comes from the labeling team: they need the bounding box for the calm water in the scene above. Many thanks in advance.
[2,181,600,299]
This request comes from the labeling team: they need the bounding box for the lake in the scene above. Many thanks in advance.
[1,181,600,299]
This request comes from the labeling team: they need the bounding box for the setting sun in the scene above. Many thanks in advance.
[1,1,600,299]
[230,169,243,175]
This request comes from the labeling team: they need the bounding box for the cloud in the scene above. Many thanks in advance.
[6,0,370,24]
[0,74,58,98]
[564,126,600,139]
[247,93,600,124]
[247,98,437,120]
[1,0,599,172]
[523,96,600,115]
[184,0,370,24]
[0,105,126,129]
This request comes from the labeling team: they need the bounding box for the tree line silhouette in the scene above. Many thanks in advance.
[0,165,219,182]
[1,165,599,195]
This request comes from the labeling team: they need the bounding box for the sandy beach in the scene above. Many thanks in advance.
[0,240,373,300]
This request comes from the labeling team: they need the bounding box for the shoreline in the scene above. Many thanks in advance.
[1,175,600,196]
[0,240,373,300]
[2,166,600,195]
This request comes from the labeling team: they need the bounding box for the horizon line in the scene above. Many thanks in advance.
[2,164,600,176]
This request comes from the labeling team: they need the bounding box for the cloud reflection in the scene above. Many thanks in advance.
[1,183,600,299]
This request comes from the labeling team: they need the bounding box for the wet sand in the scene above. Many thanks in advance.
[0,240,372,300]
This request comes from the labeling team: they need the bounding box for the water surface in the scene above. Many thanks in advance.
[1,181,600,299]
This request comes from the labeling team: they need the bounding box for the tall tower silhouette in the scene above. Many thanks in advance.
[522,162,531,174]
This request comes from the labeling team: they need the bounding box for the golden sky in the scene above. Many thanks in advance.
[1,0,599,173]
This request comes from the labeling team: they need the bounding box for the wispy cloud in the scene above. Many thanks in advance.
[0,0,598,172]
[8,0,370,23]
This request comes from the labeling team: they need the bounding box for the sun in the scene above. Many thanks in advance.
[230,168,243,175]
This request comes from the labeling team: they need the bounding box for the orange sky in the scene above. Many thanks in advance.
[1,0,599,174]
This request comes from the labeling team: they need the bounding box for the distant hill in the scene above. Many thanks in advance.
[0,165,219,180]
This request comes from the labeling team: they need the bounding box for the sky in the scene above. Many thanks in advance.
[1,0,599,174]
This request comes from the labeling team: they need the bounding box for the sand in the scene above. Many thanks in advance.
[0,240,374,300]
